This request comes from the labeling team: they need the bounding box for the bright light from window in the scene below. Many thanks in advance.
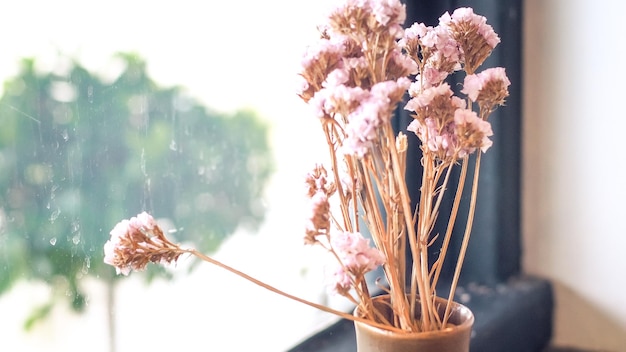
[0,1,346,351]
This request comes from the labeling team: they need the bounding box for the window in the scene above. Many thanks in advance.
[0,1,349,351]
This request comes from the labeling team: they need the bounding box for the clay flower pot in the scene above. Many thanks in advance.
[353,295,474,352]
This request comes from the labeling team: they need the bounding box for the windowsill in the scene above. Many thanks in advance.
[288,275,553,352]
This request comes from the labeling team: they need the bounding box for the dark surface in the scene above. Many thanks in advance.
[289,276,554,352]
[399,0,524,287]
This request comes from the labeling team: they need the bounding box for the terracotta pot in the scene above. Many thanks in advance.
[353,294,474,352]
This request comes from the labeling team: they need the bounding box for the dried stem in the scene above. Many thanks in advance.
[429,156,469,292]
[442,152,482,327]
[185,248,407,333]
[383,123,425,331]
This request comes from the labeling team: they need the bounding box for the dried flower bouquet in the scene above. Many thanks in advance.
[104,0,509,334]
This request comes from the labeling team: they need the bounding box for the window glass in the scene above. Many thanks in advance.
[0,1,345,351]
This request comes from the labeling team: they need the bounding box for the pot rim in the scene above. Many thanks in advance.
[353,294,475,338]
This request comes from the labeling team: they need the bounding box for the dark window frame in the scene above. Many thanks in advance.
[289,1,555,351]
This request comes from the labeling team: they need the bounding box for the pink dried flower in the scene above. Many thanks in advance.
[461,74,483,102]
[298,38,345,102]
[304,165,335,244]
[324,67,351,88]
[440,7,500,74]
[404,22,429,39]
[371,77,411,103]
[462,67,510,111]
[407,117,457,160]
[339,168,359,198]
[399,22,431,61]
[327,0,405,39]
[405,82,454,110]
[104,212,183,276]
[372,0,406,39]
[340,78,410,157]
[421,66,450,87]
[331,231,385,273]
[329,266,353,295]
[326,85,369,117]
[388,50,419,77]
[309,90,330,119]
[400,22,428,47]
[305,191,332,243]
[453,109,494,156]
[341,98,384,156]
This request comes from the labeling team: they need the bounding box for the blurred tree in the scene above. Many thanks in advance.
[0,53,274,328]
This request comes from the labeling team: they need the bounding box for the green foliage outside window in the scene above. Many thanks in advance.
[0,53,274,327]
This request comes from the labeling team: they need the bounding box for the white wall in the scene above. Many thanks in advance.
[523,1,626,351]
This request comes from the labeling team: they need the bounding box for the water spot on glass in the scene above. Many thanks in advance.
[81,258,90,275]
[49,208,61,223]
[50,184,59,200]
[71,221,80,233]
[87,85,94,103]
[140,148,147,176]
[169,140,177,151]
[49,237,57,246]
[61,129,69,141]
[72,235,80,245]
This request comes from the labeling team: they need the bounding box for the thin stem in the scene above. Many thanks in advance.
[442,153,482,327]
[323,120,353,232]
[415,151,438,330]
[184,248,407,333]
[430,156,469,292]
[382,123,424,331]
[427,163,454,228]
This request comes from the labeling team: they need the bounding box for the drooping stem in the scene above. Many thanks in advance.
[442,152,482,327]
[184,248,407,333]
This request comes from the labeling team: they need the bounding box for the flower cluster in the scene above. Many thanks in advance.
[304,164,335,244]
[104,212,183,276]
[297,0,416,158]
[304,164,385,297]
[401,8,508,162]
[297,1,510,331]
[330,231,385,295]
